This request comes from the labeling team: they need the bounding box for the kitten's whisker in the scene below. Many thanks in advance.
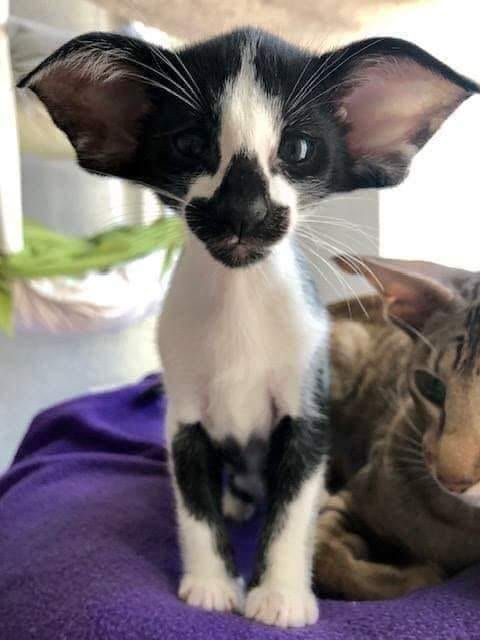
[298,218,378,247]
[284,58,313,112]
[129,57,203,111]
[286,37,382,124]
[297,235,365,316]
[152,44,206,109]
[285,41,354,118]
[298,212,377,231]
[288,79,354,124]
[300,235,369,317]
[297,246,347,302]
[315,38,384,92]
[145,45,204,110]
[323,240,384,295]
[171,48,205,105]
[130,73,201,112]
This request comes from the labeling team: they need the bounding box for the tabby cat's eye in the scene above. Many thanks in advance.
[414,370,446,407]
[278,133,315,164]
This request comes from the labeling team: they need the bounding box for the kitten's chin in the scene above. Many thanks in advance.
[207,241,269,268]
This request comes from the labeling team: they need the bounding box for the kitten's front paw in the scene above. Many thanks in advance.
[245,583,319,627]
[179,574,244,613]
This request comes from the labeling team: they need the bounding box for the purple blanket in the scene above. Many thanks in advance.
[1,376,479,640]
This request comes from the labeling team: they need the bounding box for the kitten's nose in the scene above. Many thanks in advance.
[229,197,268,238]
[214,154,270,238]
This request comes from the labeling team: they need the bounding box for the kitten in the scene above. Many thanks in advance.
[20,28,477,626]
[315,256,480,601]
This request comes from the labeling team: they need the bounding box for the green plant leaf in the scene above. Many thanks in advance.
[0,216,185,336]
[0,281,13,337]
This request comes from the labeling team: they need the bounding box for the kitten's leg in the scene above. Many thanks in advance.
[314,493,443,600]
[245,415,327,628]
[170,421,243,612]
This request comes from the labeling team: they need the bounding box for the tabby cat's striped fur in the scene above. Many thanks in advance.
[314,256,480,600]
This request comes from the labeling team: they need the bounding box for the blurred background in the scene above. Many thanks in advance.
[0,0,478,469]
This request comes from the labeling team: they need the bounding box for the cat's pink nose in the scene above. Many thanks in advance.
[436,474,473,494]
[430,431,480,495]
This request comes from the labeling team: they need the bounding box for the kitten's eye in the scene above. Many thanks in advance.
[414,370,446,407]
[278,133,314,164]
[173,129,207,160]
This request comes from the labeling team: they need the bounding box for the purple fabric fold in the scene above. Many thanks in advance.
[1,376,479,640]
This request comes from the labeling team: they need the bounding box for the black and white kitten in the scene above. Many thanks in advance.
[21,28,478,627]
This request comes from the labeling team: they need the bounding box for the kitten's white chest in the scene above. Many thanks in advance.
[159,238,324,444]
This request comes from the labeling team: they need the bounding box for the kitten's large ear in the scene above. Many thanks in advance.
[18,32,157,178]
[334,255,470,331]
[324,38,479,189]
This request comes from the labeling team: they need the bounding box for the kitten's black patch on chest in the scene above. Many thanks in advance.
[220,437,268,472]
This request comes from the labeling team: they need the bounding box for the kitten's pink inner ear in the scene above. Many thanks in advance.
[339,59,468,158]
[29,62,151,173]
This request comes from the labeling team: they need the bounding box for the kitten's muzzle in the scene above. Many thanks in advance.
[185,154,290,267]
[186,198,289,268]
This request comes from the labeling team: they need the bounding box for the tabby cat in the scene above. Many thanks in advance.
[314,255,480,600]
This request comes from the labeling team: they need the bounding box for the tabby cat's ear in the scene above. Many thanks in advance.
[334,255,469,332]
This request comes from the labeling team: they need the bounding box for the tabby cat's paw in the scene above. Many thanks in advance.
[179,574,244,613]
[245,583,319,627]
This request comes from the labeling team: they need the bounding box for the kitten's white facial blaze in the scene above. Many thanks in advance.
[187,45,297,230]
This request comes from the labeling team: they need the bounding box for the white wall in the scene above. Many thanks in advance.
[365,0,480,268]
[380,97,480,269]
